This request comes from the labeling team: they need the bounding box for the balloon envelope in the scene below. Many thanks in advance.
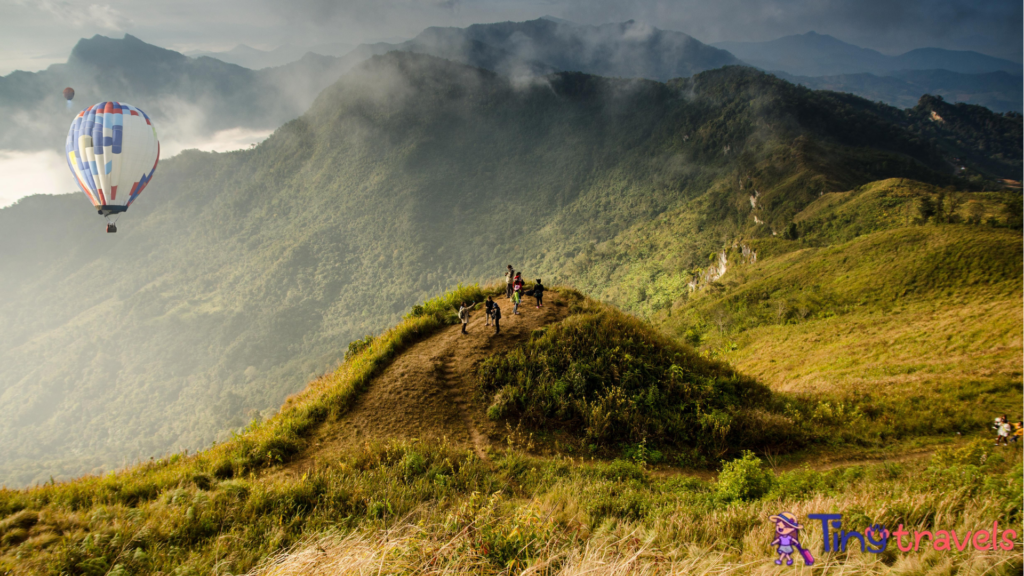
[63,87,74,101]
[66,101,159,211]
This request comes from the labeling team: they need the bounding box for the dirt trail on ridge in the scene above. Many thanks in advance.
[284,292,568,474]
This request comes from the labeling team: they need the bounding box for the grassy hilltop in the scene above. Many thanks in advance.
[1,51,1020,487]
[0,282,1019,574]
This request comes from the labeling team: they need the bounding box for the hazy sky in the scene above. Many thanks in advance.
[1,0,1021,75]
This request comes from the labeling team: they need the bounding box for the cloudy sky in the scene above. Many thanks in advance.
[0,0,1020,207]
[2,0,1021,75]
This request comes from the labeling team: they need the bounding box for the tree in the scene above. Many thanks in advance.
[918,195,937,222]
[783,222,799,240]
[945,191,965,223]
[775,300,788,322]
[1003,194,1023,230]
[712,308,731,335]
[967,202,985,225]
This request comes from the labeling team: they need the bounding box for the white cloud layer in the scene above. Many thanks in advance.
[0,149,74,208]
[0,128,272,208]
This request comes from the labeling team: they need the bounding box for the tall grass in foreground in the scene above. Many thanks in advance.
[250,524,1020,576]
[0,431,1019,573]
[246,441,1022,576]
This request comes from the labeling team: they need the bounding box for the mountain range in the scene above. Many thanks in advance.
[184,42,356,70]
[774,69,1022,114]
[714,31,1023,77]
[0,49,1019,486]
[381,17,743,80]
[1,19,1021,163]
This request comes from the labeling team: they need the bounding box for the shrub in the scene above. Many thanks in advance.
[345,335,374,360]
[716,451,775,502]
[929,438,990,469]
[477,301,773,458]
[591,459,648,483]
[405,283,488,323]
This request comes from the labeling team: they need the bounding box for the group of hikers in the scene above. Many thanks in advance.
[994,415,1023,446]
[457,264,545,335]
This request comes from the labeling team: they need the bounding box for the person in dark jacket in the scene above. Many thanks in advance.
[533,279,545,307]
[492,302,502,334]
[484,296,495,326]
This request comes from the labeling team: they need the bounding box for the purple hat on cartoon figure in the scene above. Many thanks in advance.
[770,512,803,530]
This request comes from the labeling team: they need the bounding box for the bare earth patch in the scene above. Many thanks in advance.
[282,293,568,474]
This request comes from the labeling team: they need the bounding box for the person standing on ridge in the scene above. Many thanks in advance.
[997,415,1011,446]
[492,301,502,335]
[505,265,515,299]
[513,272,524,294]
[532,278,545,308]
[458,301,470,334]
[484,296,496,327]
[512,287,522,315]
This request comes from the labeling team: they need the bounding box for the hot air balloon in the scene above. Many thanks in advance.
[63,87,75,109]
[66,101,159,233]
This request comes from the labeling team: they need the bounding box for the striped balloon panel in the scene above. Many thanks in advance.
[65,101,159,208]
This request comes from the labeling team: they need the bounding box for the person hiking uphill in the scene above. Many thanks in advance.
[512,272,524,294]
[458,301,470,334]
[504,265,515,299]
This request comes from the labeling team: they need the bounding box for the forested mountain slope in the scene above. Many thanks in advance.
[376,18,742,81]
[0,52,1018,486]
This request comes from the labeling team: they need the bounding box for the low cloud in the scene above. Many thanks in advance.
[0,150,74,208]
[161,127,274,157]
[0,127,273,208]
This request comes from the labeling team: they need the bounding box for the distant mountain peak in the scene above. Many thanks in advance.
[714,32,1021,77]
[539,15,576,26]
[69,33,186,67]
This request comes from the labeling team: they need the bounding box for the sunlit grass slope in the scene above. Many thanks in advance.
[656,179,1022,444]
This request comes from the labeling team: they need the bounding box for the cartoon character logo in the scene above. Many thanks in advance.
[770,512,815,566]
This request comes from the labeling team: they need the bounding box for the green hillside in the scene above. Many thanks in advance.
[0,287,1019,575]
[0,52,1019,486]
[650,180,1022,443]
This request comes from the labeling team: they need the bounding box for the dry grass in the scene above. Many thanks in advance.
[250,495,1022,576]
[727,293,1022,396]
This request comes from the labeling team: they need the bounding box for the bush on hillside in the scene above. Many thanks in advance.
[716,451,776,502]
[405,284,489,324]
[477,297,773,458]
